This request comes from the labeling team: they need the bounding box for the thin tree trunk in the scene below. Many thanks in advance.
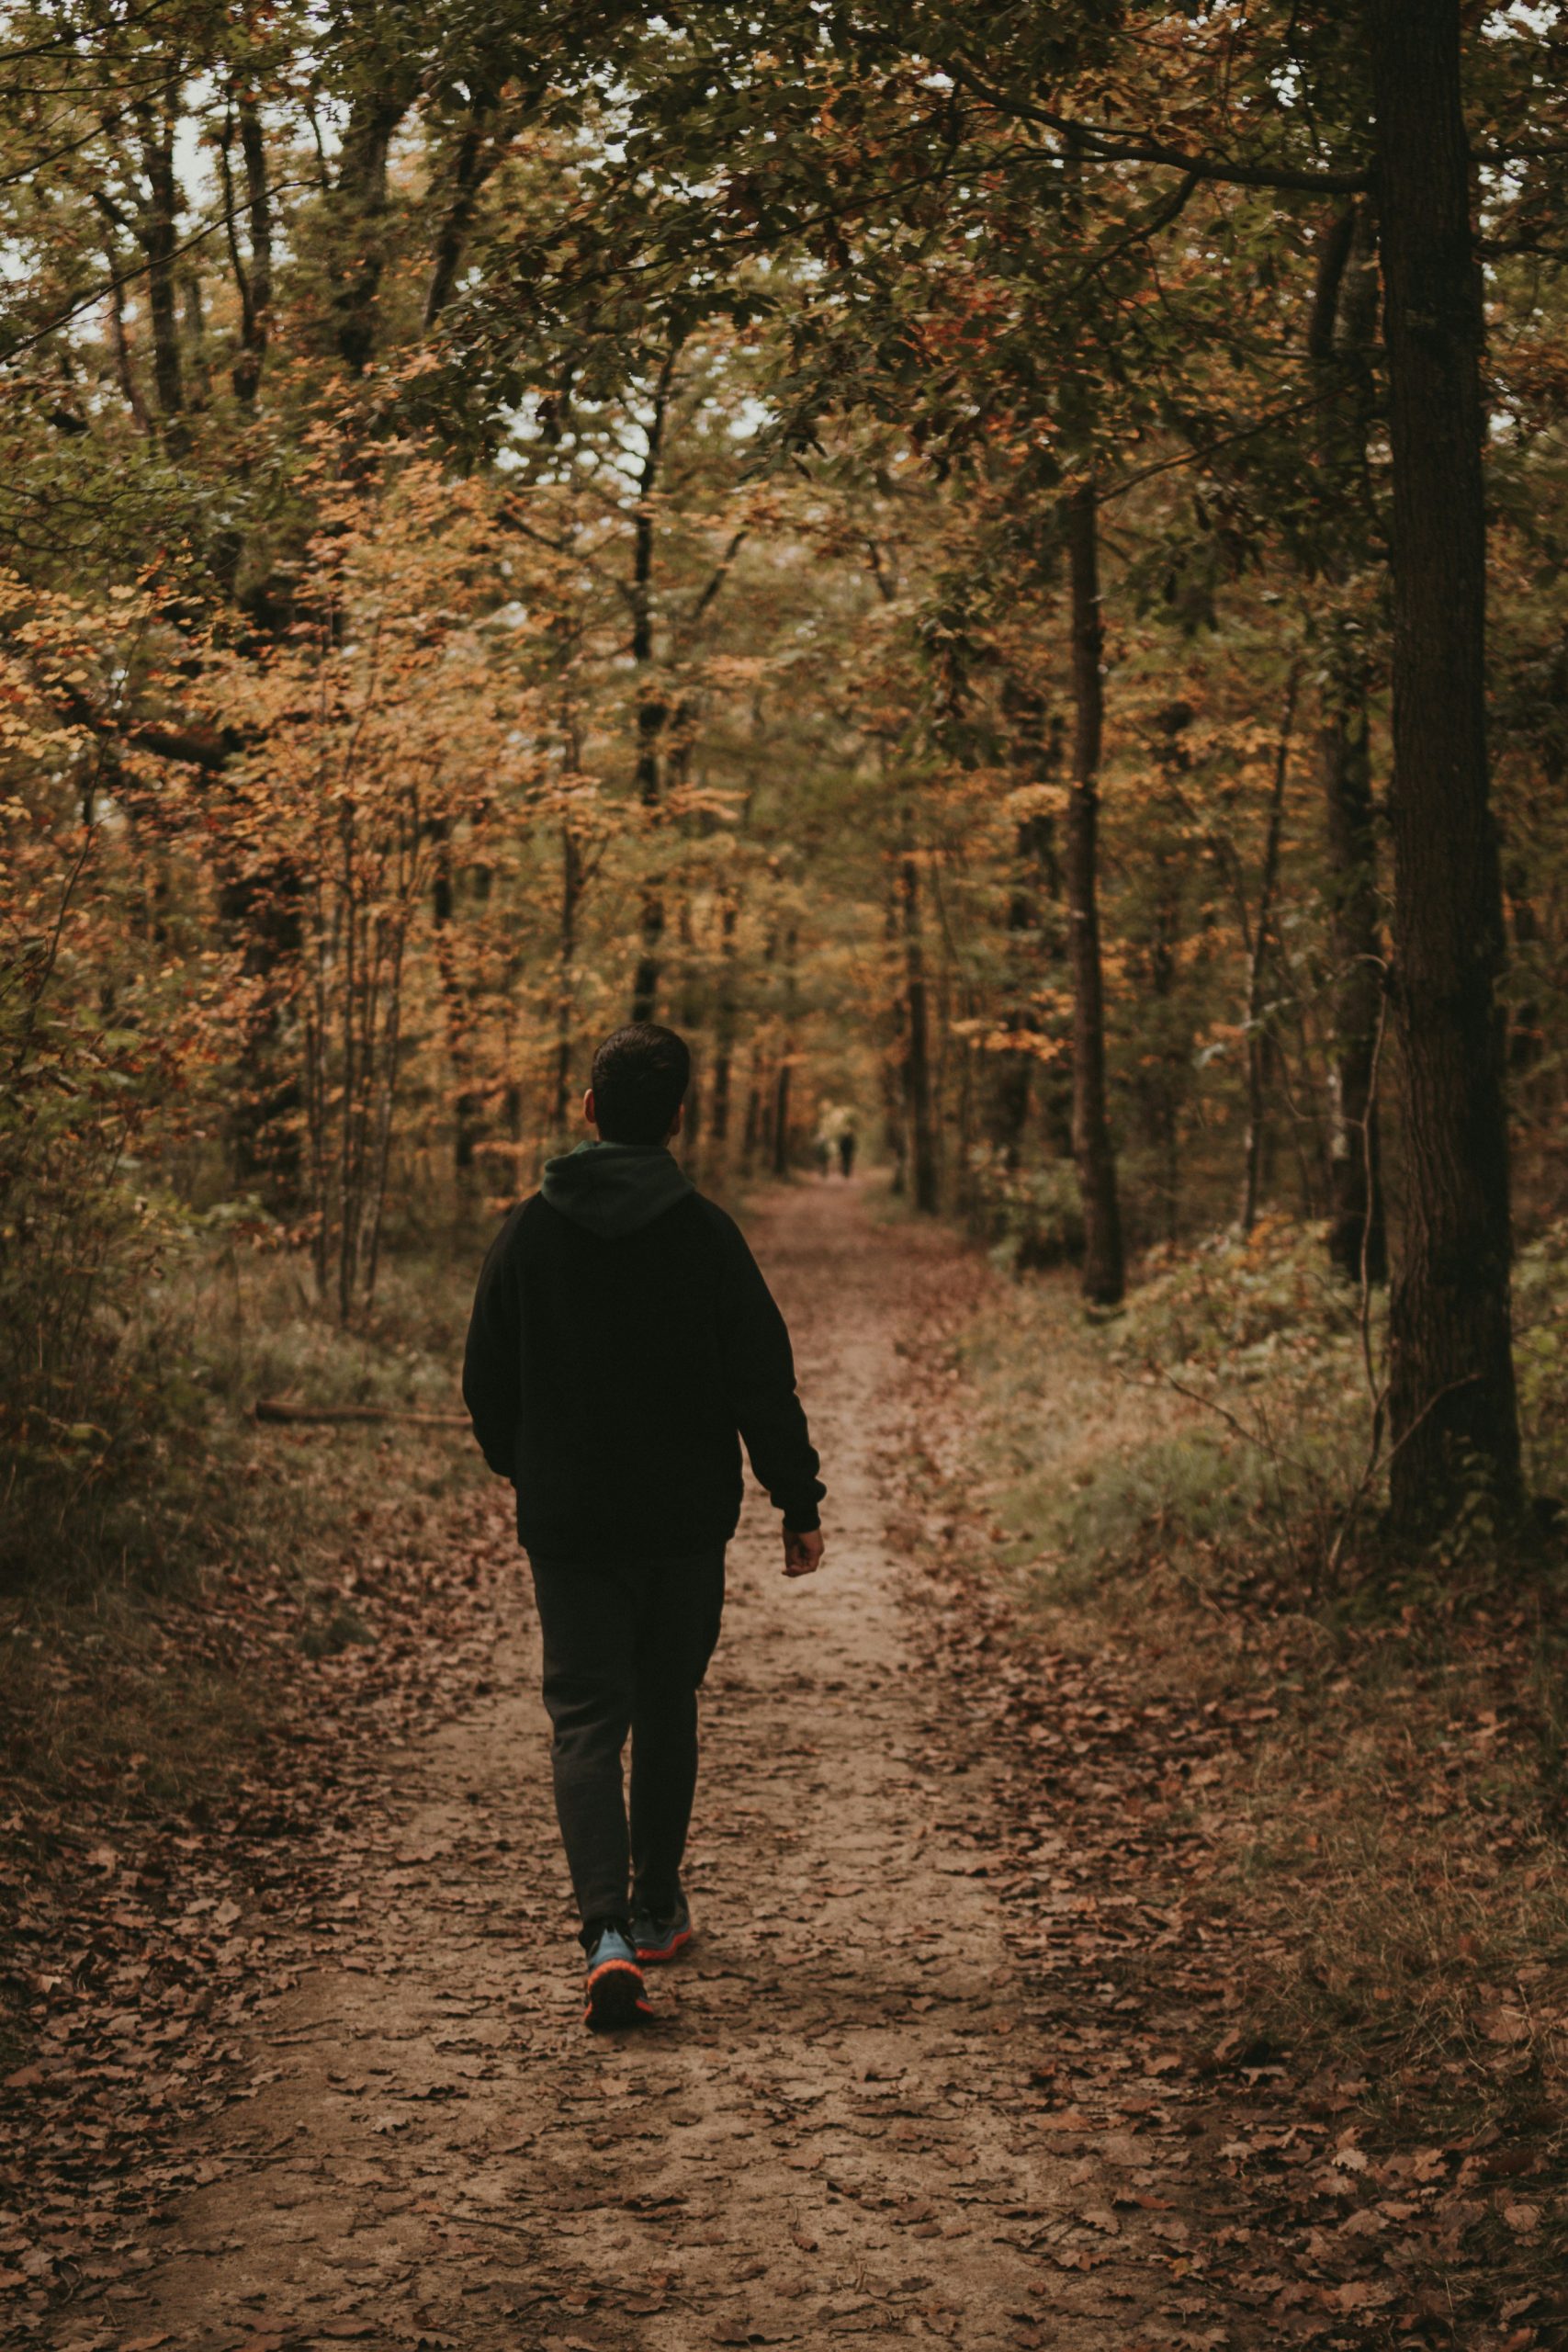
[771,927,798,1178]
[1063,473,1125,1306]
[430,823,481,1177]
[1321,638,1389,1282]
[993,681,1062,1170]
[101,244,149,428]
[222,90,273,405]
[336,804,357,1326]
[181,268,209,407]
[137,85,187,455]
[709,894,739,1159]
[881,877,908,1194]
[629,349,680,1022]
[900,842,939,1213]
[1136,700,1192,1243]
[1309,197,1388,1283]
[992,820,1043,1170]
[1240,663,1302,1232]
[423,86,506,329]
[551,824,582,1133]
[771,1057,793,1178]
[1365,0,1522,1524]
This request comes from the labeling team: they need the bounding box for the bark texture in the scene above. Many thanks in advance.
[1365,0,1521,1520]
[1063,476,1125,1306]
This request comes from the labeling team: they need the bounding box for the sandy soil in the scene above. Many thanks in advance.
[102,1180,1185,2352]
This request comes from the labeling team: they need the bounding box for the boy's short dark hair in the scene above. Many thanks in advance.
[591,1023,691,1144]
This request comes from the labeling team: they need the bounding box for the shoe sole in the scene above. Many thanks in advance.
[635,1926,693,1965]
[583,1958,652,2031]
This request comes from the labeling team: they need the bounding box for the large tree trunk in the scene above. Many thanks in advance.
[1365,0,1522,1522]
[1063,474,1125,1305]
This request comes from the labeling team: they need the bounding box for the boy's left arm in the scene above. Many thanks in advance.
[716,1217,826,1551]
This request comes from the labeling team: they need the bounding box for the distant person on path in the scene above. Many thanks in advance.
[838,1120,857,1180]
[462,1023,826,2031]
[814,1126,832,1180]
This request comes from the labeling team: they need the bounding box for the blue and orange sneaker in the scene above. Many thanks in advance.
[632,1892,693,1965]
[582,1922,651,2031]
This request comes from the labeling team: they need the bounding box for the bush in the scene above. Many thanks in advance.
[966,1145,1086,1272]
[1514,1217,1568,1499]
[0,932,213,1586]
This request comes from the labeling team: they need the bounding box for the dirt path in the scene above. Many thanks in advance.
[107,1182,1186,2352]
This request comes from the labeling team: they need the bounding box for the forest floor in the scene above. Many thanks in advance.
[5,1179,1562,2352]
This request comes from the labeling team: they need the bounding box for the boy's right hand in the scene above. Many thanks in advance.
[782,1527,825,1577]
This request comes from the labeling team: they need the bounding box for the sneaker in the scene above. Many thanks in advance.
[632,1892,694,1965]
[582,1922,651,2031]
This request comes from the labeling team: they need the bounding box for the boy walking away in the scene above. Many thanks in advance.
[462,1023,826,2031]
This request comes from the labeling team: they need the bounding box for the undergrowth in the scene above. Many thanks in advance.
[0,1224,491,1811]
[961,1212,1568,2325]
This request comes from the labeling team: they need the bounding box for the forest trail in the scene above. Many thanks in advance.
[115,1181,1184,2352]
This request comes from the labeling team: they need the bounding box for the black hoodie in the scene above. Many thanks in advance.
[462,1143,824,1562]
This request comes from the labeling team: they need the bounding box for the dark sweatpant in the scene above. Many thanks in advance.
[526,1546,726,1943]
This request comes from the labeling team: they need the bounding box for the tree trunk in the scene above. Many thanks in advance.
[1063,474,1125,1305]
[430,825,482,1177]
[1240,664,1301,1232]
[331,86,412,374]
[771,1057,793,1178]
[991,819,1043,1170]
[709,894,739,1161]
[1321,632,1389,1282]
[881,877,908,1194]
[423,85,505,330]
[551,823,582,1133]
[1309,198,1388,1283]
[900,845,939,1213]
[771,926,798,1178]
[1365,0,1522,1522]
[628,352,680,1022]
[223,90,273,406]
[993,680,1064,1170]
[137,86,187,455]
[101,239,149,429]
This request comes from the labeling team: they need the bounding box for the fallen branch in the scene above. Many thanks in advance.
[254,1396,469,1428]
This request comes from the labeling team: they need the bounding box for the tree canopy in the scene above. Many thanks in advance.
[6,0,1568,1544]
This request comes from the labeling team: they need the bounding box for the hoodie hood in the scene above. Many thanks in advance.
[539,1140,694,1239]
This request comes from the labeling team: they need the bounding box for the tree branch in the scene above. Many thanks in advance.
[947,59,1372,194]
